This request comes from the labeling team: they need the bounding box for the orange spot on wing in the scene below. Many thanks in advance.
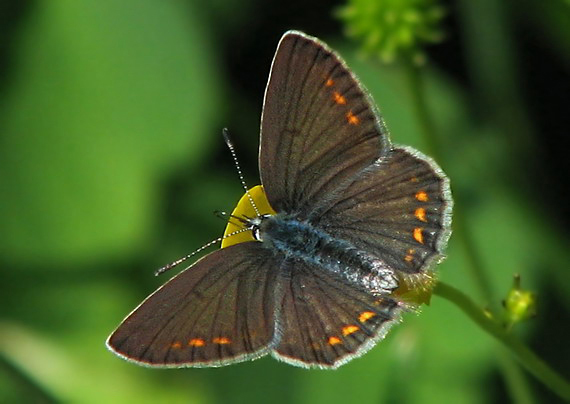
[328,336,342,345]
[342,325,360,336]
[405,248,415,262]
[333,91,346,105]
[346,110,360,125]
[213,337,231,345]
[415,207,427,222]
[188,338,205,347]
[413,227,424,244]
[171,341,182,349]
[415,190,429,202]
[410,176,419,182]
[359,311,376,322]
[325,78,334,87]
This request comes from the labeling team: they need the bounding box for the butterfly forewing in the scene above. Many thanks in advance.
[107,242,280,367]
[272,259,402,368]
[260,31,389,217]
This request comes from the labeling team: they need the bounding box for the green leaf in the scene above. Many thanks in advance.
[0,0,221,268]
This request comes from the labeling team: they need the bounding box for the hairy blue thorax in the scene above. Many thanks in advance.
[256,213,398,294]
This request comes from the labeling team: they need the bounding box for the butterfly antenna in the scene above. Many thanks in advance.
[214,210,247,227]
[222,128,261,217]
[154,238,222,276]
[154,226,253,276]
[214,210,229,220]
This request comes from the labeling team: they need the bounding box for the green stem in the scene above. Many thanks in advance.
[404,61,494,303]
[403,60,531,402]
[434,282,570,401]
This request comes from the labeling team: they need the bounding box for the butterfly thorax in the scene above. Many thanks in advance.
[257,213,398,295]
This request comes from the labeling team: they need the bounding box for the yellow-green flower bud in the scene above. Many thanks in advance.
[337,0,446,65]
[502,274,537,328]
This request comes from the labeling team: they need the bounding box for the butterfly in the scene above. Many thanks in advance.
[106,30,452,369]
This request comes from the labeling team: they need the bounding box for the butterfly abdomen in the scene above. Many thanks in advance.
[259,214,398,294]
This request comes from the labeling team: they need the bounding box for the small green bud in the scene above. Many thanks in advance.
[502,274,537,328]
[337,0,446,65]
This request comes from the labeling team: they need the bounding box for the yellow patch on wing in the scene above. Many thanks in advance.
[222,185,276,248]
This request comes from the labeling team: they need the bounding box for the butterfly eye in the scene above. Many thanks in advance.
[252,227,263,241]
[251,214,273,242]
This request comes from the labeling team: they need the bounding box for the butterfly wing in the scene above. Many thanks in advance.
[272,259,402,368]
[316,147,452,275]
[259,31,452,276]
[107,242,281,367]
[259,31,389,217]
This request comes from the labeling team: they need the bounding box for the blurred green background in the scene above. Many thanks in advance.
[0,0,568,403]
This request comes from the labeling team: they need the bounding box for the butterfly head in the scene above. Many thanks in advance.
[246,213,273,242]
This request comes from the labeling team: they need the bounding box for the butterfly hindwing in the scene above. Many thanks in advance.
[316,147,452,274]
[272,259,402,368]
[107,242,280,367]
